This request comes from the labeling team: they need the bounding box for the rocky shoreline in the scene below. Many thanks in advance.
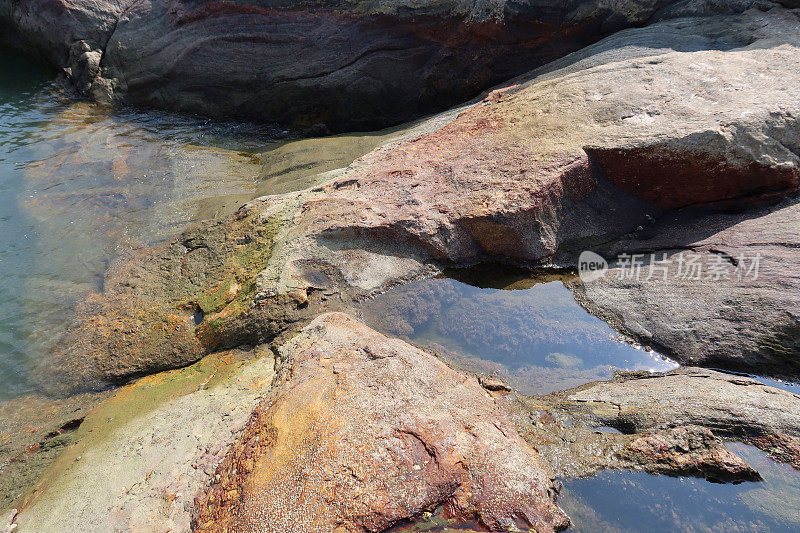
[3,0,800,531]
[9,0,800,131]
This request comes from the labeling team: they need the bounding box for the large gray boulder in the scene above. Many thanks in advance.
[0,0,794,130]
[572,198,800,378]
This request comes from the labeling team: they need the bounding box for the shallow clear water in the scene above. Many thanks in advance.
[0,49,281,399]
[0,47,433,401]
[561,443,800,532]
[358,269,677,395]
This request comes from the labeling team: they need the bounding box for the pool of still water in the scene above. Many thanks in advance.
[358,268,678,395]
[0,49,280,398]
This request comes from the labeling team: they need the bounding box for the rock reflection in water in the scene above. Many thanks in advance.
[561,443,800,532]
[358,268,677,395]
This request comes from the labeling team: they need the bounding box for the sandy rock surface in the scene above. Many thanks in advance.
[13,347,276,532]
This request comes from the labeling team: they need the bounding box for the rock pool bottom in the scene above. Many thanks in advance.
[357,268,678,395]
[0,47,405,400]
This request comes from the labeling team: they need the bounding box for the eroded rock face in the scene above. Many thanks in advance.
[193,312,570,532]
[504,394,761,481]
[620,425,760,481]
[2,0,796,130]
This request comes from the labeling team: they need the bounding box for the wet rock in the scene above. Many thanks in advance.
[11,347,276,532]
[572,198,800,378]
[744,434,800,470]
[0,392,107,513]
[505,394,760,482]
[4,0,789,130]
[548,367,800,468]
[193,313,569,532]
[39,204,299,392]
[620,426,760,481]
[479,375,512,392]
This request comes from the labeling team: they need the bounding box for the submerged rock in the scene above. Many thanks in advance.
[193,312,570,532]
[4,0,793,130]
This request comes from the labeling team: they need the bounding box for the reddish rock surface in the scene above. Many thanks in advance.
[37,7,800,390]
[621,426,760,481]
[552,368,800,470]
[744,434,800,470]
[193,313,570,532]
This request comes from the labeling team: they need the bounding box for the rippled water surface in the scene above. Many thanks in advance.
[358,268,677,395]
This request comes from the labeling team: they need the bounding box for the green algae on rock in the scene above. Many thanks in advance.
[41,209,286,393]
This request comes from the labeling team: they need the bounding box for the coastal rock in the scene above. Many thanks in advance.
[0,392,107,512]
[505,394,761,481]
[7,318,769,531]
[620,425,760,481]
[571,198,800,377]
[193,312,570,532]
[11,347,276,532]
[4,0,791,130]
[549,367,800,468]
[43,7,800,389]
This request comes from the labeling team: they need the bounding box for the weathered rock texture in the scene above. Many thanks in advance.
[516,410,761,482]
[0,391,107,512]
[571,198,800,378]
[10,318,790,532]
[547,368,800,469]
[12,347,277,532]
[43,6,800,389]
[3,0,799,129]
[193,313,570,532]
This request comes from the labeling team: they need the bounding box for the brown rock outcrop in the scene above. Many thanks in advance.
[548,368,800,469]
[40,6,800,390]
[193,312,570,532]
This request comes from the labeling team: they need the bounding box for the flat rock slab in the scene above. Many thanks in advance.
[193,312,570,532]
[549,367,800,468]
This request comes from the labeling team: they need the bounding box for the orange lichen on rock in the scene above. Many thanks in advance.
[194,313,569,532]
